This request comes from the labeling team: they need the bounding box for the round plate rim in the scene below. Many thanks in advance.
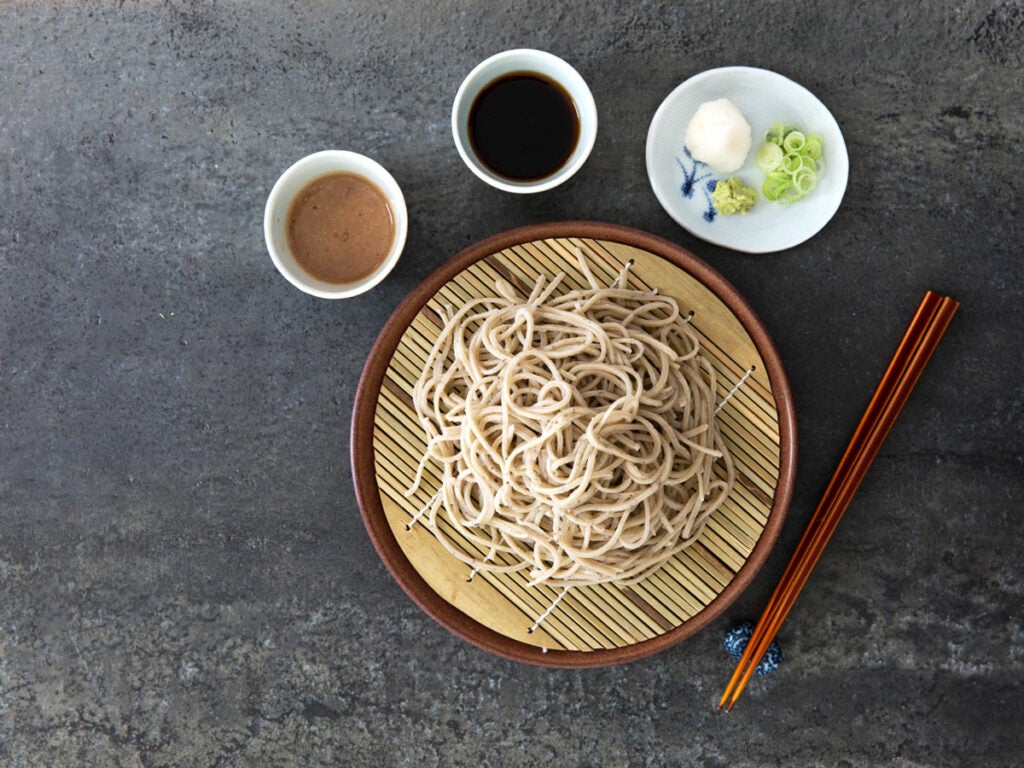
[645,65,849,254]
[351,220,797,667]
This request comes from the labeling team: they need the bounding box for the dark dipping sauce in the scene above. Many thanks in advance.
[469,72,580,181]
[286,172,395,285]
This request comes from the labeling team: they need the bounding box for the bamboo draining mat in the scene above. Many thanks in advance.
[353,223,796,667]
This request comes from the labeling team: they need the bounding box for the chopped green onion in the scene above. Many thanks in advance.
[803,134,824,160]
[781,154,804,173]
[762,172,791,201]
[791,168,816,195]
[754,122,824,206]
[755,142,783,171]
[782,131,806,153]
[765,122,791,146]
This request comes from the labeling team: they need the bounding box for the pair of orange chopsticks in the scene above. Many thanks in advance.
[719,290,959,711]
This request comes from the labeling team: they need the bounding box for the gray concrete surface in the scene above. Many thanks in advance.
[1,1,1022,766]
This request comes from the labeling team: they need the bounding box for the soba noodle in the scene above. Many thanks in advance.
[406,250,734,588]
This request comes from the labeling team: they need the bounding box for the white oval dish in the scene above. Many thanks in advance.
[646,66,848,254]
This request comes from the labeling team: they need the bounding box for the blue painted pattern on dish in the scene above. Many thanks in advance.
[676,146,720,223]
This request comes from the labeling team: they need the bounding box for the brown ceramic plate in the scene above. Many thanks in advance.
[351,222,796,667]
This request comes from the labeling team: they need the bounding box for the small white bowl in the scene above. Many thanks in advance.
[452,49,598,194]
[264,150,408,298]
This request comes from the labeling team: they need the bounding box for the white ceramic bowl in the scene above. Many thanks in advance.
[452,49,598,194]
[264,150,408,298]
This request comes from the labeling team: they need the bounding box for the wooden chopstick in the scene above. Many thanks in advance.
[719,291,959,710]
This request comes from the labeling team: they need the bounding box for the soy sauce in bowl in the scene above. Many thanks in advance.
[468,72,580,182]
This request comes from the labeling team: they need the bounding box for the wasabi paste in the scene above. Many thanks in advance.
[711,177,757,215]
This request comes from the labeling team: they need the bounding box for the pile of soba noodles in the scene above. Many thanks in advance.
[406,251,734,588]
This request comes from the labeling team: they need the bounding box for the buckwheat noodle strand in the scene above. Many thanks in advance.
[406,250,734,588]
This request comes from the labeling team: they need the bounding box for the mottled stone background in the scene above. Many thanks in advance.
[1,1,1021,766]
